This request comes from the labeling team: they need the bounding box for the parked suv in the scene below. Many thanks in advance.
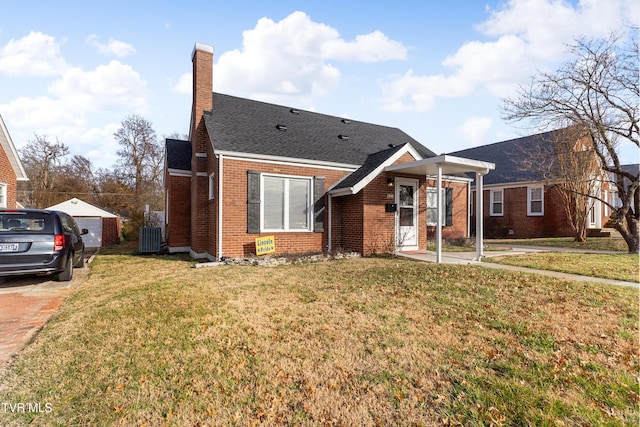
[0,209,87,281]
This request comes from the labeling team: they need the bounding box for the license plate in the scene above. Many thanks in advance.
[0,243,19,252]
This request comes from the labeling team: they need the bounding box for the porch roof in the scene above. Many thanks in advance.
[385,154,494,264]
[384,154,495,176]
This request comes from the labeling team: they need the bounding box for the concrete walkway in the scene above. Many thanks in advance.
[398,245,639,288]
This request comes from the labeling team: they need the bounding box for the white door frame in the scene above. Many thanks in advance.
[395,178,419,251]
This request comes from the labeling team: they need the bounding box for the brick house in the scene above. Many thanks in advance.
[164,43,494,261]
[450,129,611,239]
[0,114,28,208]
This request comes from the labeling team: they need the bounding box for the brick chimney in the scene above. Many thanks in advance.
[190,43,213,152]
[190,43,213,256]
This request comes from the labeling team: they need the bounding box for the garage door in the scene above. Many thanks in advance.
[75,217,102,248]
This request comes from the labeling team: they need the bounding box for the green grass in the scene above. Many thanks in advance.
[488,236,630,252]
[0,253,637,426]
[486,252,640,283]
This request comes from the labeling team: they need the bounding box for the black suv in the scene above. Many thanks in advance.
[0,209,87,281]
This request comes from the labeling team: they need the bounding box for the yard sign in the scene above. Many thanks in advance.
[255,235,276,255]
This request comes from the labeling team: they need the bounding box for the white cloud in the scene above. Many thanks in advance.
[173,72,192,95]
[381,70,472,112]
[0,32,150,168]
[442,35,530,97]
[458,116,493,147]
[0,31,69,76]
[49,60,149,112]
[322,30,408,62]
[1,96,84,129]
[381,0,637,112]
[478,0,639,52]
[86,35,136,57]
[215,11,406,103]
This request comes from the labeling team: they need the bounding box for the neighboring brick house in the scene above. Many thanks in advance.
[164,43,494,260]
[0,114,28,208]
[450,129,611,239]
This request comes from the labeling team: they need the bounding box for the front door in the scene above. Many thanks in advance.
[396,178,419,251]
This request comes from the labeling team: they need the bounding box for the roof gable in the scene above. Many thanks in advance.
[204,93,436,166]
[0,114,28,181]
[330,143,422,195]
[46,198,118,218]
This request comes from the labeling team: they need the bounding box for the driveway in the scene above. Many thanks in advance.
[0,263,90,370]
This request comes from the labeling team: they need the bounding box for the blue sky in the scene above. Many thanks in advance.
[0,0,638,169]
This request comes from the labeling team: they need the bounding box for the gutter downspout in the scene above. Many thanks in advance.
[467,180,471,238]
[327,194,332,252]
[217,153,224,261]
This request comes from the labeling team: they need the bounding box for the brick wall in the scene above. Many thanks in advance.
[0,146,17,208]
[333,192,364,253]
[181,155,472,258]
[101,217,121,246]
[166,169,192,248]
[216,158,347,258]
[475,185,575,238]
[362,173,419,254]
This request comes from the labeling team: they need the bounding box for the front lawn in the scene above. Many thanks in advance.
[0,254,637,426]
[488,236,630,252]
[486,253,640,283]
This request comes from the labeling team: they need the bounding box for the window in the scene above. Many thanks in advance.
[490,189,503,216]
[208,173,215,200]
[426,187,452,226]
[262,175,312,231]
[528,186,544,216]
[0,183,6,208]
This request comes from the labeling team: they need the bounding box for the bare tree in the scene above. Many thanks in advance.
[113,115,164,239]
[54,155,100,202]
[18,134,69,208]
[519,127,601,242]
[114,114,163,204]
[502,30,639,253]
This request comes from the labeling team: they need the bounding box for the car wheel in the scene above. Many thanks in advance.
[56,253,74,282]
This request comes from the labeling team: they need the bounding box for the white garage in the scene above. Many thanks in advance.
[47,198,120,249]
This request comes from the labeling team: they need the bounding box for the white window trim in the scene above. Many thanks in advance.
[426,187,446,226]
[0,183,7,208]
[490,189,504,217]
[260,173,313,232]
[208,172,215,200]
[527,186,544,216]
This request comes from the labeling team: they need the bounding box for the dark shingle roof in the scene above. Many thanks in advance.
[204,93,436,165]
[449,129,563,185]
[166,139,191,171]
[618,163,639,188]
[332,143,407,190]
[621,163,639,177]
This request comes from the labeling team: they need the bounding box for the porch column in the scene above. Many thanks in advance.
[436,164,443,263]
[475,171,484,261]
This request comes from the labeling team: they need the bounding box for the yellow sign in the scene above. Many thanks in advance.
[255,235,276,255]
